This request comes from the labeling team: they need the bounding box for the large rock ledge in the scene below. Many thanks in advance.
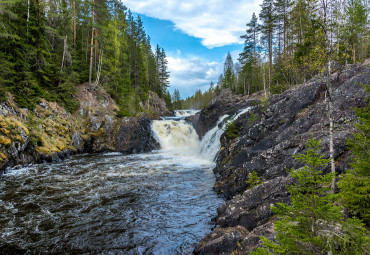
[194,61,369,255]
[194,177,293,255]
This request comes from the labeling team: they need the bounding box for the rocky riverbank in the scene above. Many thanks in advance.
[0,84,170,174]
[193,60,369,254]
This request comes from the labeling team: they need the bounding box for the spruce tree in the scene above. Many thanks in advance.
[259,0,276,87]
[338,85,370,225]
[239,13,260,95]
[252,138,369,255]
[223,52,235,90]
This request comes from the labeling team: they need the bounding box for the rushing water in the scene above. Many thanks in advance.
[0,152,221,254]
[0,108,252,254]
[0,115,222,255]
[174,110,200,118]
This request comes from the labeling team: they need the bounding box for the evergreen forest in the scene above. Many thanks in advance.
[0,0,171,116]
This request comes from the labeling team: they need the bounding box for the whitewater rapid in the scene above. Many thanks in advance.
[152,107,253,162]
[0,107,253,254]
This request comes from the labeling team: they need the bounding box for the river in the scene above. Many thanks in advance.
[0,109,251,254]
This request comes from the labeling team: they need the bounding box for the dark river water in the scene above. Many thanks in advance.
[0,151,223,254]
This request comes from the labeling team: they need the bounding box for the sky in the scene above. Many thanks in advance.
[123,0,263,98]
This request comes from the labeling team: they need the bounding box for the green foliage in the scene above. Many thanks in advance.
[234,0,369,96]
[0,86,8,103]
[0,0,170,114]
[251,138,369,255]
[260,97,269,113]
[248,112,259,124]
[172,89,182,109]
[338,84,370,224]
[246,171,263,189]
[223,52,236,89]
[224,121,239,140]
[181,83,215,110]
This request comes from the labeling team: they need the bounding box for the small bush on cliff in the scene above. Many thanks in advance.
[248,113,259,124]
[251,138,369,255]
[224,121,239,140]
[246,171,263,189]
[260,97,269,113]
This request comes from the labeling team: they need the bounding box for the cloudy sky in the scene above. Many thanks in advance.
[123,0,263,98]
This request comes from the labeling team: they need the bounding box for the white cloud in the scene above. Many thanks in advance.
[167,56,223,97]
[123,0,262,48]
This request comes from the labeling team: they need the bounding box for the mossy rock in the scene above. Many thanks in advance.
[0,136,11,146]
[0,152,7,161]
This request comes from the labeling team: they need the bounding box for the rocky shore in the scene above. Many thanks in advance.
[193,61,369,254]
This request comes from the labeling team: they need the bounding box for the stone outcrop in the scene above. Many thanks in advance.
[194,61,369,254]
[115,117,159,154]
[0,84,164,174]
[142,91,173,116]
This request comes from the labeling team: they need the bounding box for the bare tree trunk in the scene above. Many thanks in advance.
[61,35,67,71]
[263,62,266,96]
[283,10,286,64]
[89,0,95,87]
[27,0,30,34]
[95,25,98,70]
[243,77,246,95]
[353,44,356,63]
[325,62,336,192]
[94,51,103,88]
[269,33,272,89]
[73,0,76,49]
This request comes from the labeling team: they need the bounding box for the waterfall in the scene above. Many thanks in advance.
[152,107,253,162]
[152,120,201,154]
[200,107,253,161]
[174,110,200,118]
[199,115,229,161]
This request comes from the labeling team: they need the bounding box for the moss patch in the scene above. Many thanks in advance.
[0,136,11,146]
[0,152,7,160]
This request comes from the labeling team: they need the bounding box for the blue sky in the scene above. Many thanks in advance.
[124,0,263,98]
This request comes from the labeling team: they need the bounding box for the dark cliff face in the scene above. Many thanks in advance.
[115,117,160,154]
[194,62,369,255]
[214,64,368,199]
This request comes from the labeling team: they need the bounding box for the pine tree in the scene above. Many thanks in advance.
[259,0,276,88]
[223,52,236,90]
[239,12,259,65]
[239,13,260,95]
[343,0,368,64]
[172,89,181,109]
[156,47,170,96]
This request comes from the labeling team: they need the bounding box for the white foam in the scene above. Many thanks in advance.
[233,107,253,120]
[152,107,253,163]
[174,110,200,117]
[200,115,230,161]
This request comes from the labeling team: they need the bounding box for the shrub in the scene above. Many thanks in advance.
[224,121,239,140]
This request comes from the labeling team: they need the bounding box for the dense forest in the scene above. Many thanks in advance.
[0,0,172,116]
[182,0,369,109]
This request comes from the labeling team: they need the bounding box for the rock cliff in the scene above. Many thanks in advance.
[194,61,369,254]
[0,85,167,173]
